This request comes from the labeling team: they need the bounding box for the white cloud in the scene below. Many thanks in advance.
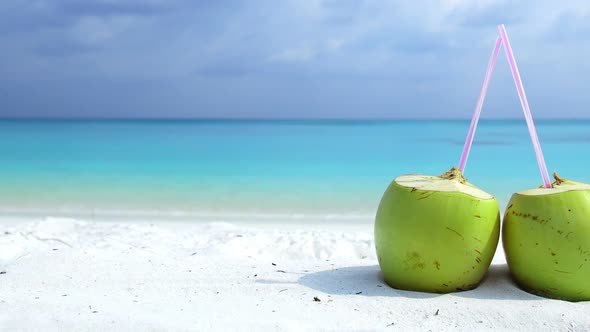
[71,16,119,45]
[269,46,315,62]
[441,0,499,13]
[327,38,345,50]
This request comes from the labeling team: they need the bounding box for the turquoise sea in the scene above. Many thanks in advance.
[0,120,588,222]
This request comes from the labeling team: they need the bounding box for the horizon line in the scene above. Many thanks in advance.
[1,117,590,122]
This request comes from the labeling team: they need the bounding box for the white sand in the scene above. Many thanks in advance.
[0,217,588,331]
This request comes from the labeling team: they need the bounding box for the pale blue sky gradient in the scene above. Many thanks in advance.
[1,1,589,119]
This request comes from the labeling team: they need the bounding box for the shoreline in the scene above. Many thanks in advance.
[0,213,376,228]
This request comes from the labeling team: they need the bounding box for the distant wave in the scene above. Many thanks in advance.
[420,138,514,147]
[544,134,590,144]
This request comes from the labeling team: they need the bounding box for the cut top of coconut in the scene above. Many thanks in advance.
[395,174,494,200]
[517,180,590,196]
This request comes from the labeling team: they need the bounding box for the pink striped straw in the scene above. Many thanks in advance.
[497,24,552,188]
[457,25,552,188]
[457,36,502,172]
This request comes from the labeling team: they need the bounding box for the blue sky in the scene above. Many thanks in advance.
[1,1,589,119]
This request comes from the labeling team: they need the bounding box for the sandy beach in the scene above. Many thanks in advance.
[0,217,588,331]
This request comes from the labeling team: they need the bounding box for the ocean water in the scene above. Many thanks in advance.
[0,120,588,222]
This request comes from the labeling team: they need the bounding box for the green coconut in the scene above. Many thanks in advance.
[503,173,590,301]
[375,168,500,293]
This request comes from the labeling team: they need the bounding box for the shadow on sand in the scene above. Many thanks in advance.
[297,265,439,299]
[296,263,541,301]
[454,264,540,301]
